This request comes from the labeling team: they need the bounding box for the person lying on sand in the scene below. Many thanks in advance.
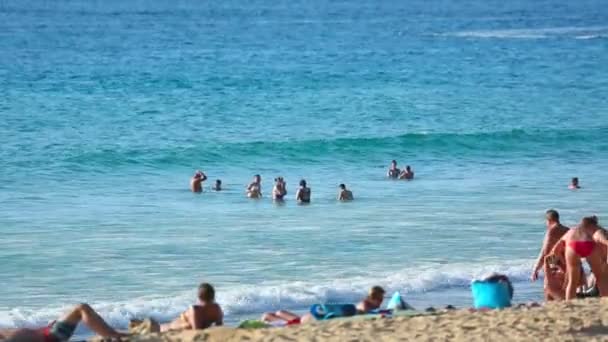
[261,286,386,325]
[387,160,400,179]
[0,303,125,342]
[549,216,608,300]
[131,283,223,333]
[530,209,569,300]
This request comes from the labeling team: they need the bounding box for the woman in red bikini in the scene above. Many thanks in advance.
[550,216,608,300]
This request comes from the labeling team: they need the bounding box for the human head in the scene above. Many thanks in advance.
[254,174,261,183]
[198,283,215,303]
[215,179,221,186]
[368,286,386,307]
[545,209,560,225]
[391,160,397,167]
[339,184,346,190]
[406,165,411,171]
[571,177,579,186]
[194,170,203,179]
[483,274,513,300]
[581,215,599,228]
[300,179,307,187]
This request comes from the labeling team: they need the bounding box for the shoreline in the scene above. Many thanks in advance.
[95,298,608,341]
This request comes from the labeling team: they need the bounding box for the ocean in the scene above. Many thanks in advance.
[1,0,608,336]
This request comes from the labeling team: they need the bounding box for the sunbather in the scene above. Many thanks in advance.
[0,303,125,342]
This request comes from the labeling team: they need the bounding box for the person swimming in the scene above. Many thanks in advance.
[296,179,311,203]
[569,177,580,189]
[399,165,414,180]
[190,170,208,193]
[387,160,400,179]
[212,179,222,191]
[337,183,354,201]
[246,175,262,198]
[272,177,287,201]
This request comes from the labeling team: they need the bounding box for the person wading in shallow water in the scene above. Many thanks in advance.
[190,170,208,193]
[296,179,311,204]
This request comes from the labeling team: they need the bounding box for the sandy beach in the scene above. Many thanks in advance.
[102,298,608,342]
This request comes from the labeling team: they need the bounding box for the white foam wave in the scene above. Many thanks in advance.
[0,259,533,330]
[443,26,608,39]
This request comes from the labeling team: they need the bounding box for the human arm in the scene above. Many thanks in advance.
[531,231,551,281]
[296,188,302,202]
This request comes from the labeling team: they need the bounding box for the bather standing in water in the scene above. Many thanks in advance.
[190,170,208,193]
[296,179,311,203]
[272,177,287,201]
[246,174,262,198]
[399,165,414,180]
[212,179,222,191]
[387,160,400,179]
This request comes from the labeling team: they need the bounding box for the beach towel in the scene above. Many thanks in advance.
[386,291,415,311]
[309,304,357,320]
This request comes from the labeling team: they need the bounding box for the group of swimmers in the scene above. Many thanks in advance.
[189,160,414,202]
[532,210,606,300]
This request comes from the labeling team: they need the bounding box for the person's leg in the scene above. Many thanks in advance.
[544,272,565,301]
[275,310,300,321]
[586,250,608,297]
[57,303,123,338]
[261,313,281,322]
[565,249,582,300]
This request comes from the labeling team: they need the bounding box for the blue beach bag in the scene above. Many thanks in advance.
[471,280,512,309]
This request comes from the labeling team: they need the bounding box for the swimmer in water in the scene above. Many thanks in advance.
[399,165,414,180]
[190,170,208,193]
[272,177,287,201]
[387,160,400,179]
[337,184,354,201]
[296,179,311,204]
[569,177,580,189]
[212,179,222,191]
[246,175,262,198]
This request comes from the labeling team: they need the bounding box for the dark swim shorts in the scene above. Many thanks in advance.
[47,320,77,342]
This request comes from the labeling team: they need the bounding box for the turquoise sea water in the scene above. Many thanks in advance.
[1,0,608,333]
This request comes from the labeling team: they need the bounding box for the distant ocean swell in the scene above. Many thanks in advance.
[4,127,607,171]
[0,260,532,330]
